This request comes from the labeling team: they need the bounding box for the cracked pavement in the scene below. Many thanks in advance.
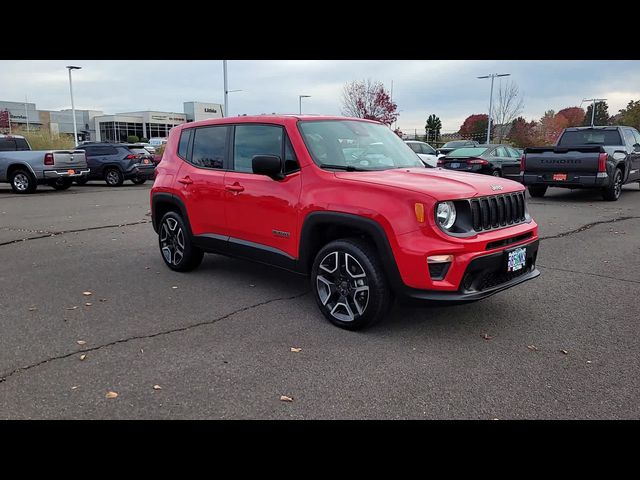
[0,182,639,419]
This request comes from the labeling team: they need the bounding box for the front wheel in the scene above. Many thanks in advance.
[51,178,73,190]
[131,177,146,185]
[104,168,124,187]
[528,185,547,198]
[602,168,622,201]
[158,211,204,272]
[311,238,392,330]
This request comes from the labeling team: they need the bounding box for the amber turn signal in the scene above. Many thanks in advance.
[414,203,425,223]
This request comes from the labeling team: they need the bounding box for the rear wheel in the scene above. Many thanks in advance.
[528,185,547,198]
[75,177,88,185]
[104,168,124,187]
[51,178,73,190]
[158,211,204,272]
[311,238,392,331]
[491,169,502,177]
[602,168,622,201]
[131,177,146,185]
[9,169,37,194]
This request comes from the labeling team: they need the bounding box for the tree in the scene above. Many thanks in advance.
[459,114,488,141]
[507,117,538,148]
[492,80,524,143]
[582,101,610,126]
[341,79,398,126]
[617,100,640,130]
[127,135,140,143]
[425,114,442,143]
[140,137,149,143]
[556,107,585,127]
[537,110,567,144]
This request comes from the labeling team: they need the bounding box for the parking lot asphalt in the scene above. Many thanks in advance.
[0,182,639,419]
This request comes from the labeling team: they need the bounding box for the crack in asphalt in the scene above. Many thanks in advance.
[539,216,640,240]
[537,264,640,285]
[0,220,151,247]
[0,291,310,385]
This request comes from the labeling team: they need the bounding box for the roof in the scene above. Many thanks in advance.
[0,134,26,139]
[181,115,381,129]
[564,126,621,130]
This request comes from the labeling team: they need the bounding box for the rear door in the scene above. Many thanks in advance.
[625,128,640,181]
[224,124,301,259]
[175,125,229,237]
[83,145,118,178]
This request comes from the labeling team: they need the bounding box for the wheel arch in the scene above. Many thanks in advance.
[7,162,37,180]
[151,193,192,235]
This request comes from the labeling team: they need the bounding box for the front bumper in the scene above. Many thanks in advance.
[43,168,90,179]
[400,240,539,302]
[522,172,608,188]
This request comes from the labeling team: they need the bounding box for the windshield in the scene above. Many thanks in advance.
[443,141,471,148]
[557,129,622,146]
[446,147,488,158]
[298,120,425,171]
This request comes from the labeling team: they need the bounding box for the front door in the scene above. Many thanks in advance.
[175,125,230,237]
[629,129,640,181]
[224,124,301,260]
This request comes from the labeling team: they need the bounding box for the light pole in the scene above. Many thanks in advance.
[477,72,510,144]
[299,95,311,115]
[223,60,243,117]
[66,66,81,144]
[582,98,607,127]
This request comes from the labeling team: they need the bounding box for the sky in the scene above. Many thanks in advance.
[1,60,639,133]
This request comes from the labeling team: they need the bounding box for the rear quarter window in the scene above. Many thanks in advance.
[178,129,192,159]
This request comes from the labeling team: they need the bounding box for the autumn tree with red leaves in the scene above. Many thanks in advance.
[556,107,585,127]
[459,114,489,141]
[507,117,538,147]
[341,79,398,126]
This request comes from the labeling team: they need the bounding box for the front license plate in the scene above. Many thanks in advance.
[67,169,76,175]
[507,247,527,272]
[553,173,567,181]
[450,162,460,168]
[143,159,150,164]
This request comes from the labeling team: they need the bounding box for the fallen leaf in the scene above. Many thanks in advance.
[290,347,302,353]
[79,354,87,361]
[481,333,492,340]
[85,302,92,306]
[66,306,79,310]
[99,298,107,302]
[71,386,78,390]
[280,395,294,402]
[560,349,568,355]
[76,340,87,345]
[492,418,500,420]
[83,291,92,296]
[527,345,538,351]
[145,266,150,270]
[28,307,37,311]
[153,385,162,390]
[586,360,592,364]
[105,391,118,399]
[140,348,144,353]
[172,286,178,289]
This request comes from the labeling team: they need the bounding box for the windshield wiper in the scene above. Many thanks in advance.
[320,164,366,171]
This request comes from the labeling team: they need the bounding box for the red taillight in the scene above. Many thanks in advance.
[44,153,54,165]
[467,158,488,165]
[520,154,526,173]
[437,158,444,166]
[125,154,139,160]
[598,152,607,172]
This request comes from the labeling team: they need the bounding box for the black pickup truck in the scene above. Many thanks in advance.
[521,126,640,201]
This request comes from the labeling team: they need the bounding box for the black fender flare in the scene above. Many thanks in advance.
[298,211,405,291]
[151,193,193,235]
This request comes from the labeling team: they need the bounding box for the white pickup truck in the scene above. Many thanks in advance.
[0,134,89,193]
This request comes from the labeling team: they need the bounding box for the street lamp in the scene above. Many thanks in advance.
[66,66,82,144]
[477,72,510,144]
[299,95,311,115]
[582,98,607,127]
[222,60,244,117]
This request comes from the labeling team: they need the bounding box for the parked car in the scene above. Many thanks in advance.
[0,134,89,194]
[521,126,640,201]
[140,143,156,155]
[437,140,480,157]
[151,115,539,330]
[73,142,156,186]
[149,137,167,147]
[405,140,438,167]
[437,144,522,180]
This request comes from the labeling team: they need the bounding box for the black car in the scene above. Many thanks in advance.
[436,140,480,156]
[73,142,156,186]
[437,144,522,180]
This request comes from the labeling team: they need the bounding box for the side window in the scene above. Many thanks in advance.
[15,138,30,150]
[83,146,97,156]
[233,125,283,173]
[632,129,640,147]
[495,147,508,157]
[284,135,300,174]
[191,126,228,169]
[408,143,421,153]
[422,143,436,155]
[623,129,636,148]
[507,147,521,158]
[178,129,192,160]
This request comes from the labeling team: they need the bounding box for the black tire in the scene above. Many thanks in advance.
[9,169,37,194]
[491,169,502,177]
[104,168,124,187]
[75,177,89,186]
[528,185,547,198]
[131,177,147,185]
[311,238,392,331]
[602,168,622,201]
[158,211,204,272]
[51,178,73,190]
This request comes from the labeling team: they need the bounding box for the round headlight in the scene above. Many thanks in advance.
[436,201,457,230]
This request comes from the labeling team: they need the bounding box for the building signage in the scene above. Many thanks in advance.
[204,107,218,113]
[150,115,185,122]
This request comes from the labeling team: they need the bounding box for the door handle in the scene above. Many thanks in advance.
[178,176,193,185]
[225,183,245,193]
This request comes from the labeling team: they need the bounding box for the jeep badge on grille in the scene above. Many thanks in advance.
[491,185,503,191]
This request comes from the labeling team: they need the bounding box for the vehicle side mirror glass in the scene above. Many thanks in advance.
[252,155,284,180]
[613,151,626,161]
[634,144,640,152]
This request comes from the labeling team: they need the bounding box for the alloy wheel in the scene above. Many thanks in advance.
[316,251,370,322]
[614,171,622,199]
[106,170,120,185]
[160,217,185,266]
[13,173,29,191]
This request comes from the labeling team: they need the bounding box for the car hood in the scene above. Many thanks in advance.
[335,168,523,200]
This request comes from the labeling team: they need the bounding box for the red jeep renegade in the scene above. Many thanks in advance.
[151,116,539,330]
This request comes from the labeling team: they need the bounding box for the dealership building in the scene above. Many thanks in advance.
[0,100,223,142]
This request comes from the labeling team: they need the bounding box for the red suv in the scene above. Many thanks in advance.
[151,116,540,330]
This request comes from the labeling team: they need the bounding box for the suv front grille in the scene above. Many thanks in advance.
[468,192,526,232]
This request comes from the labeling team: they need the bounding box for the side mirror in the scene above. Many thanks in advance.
[613,151,627,161]
[252,155,284,180]
[634,144,640,152]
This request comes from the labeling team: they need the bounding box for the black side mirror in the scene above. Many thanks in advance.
[252,155,284,180]
[634,144,640,152]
